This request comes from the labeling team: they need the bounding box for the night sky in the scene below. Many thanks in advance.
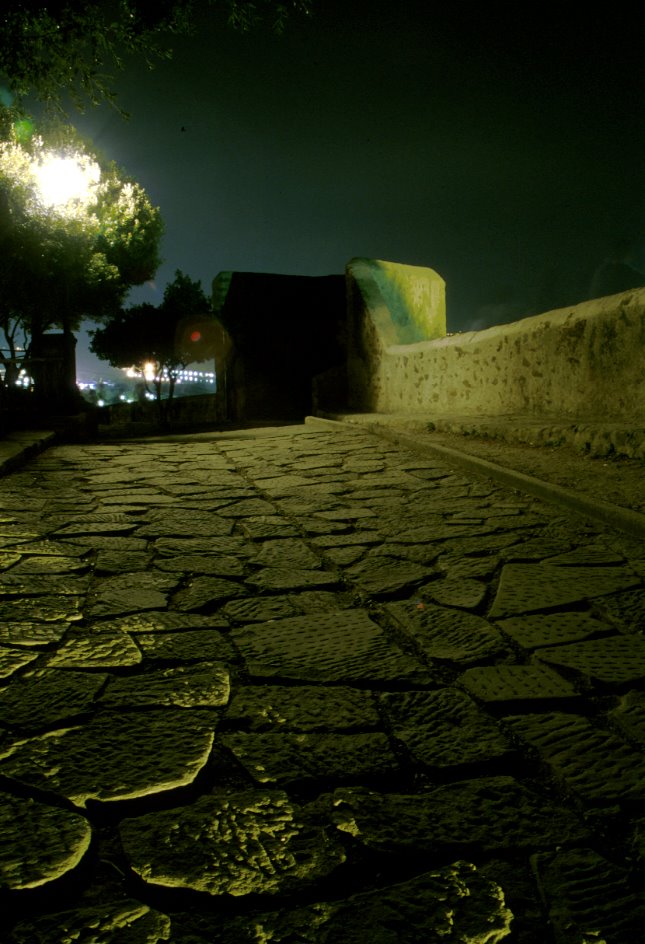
[73,1,644,382]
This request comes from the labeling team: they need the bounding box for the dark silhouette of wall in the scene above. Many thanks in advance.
[215,273,346,421]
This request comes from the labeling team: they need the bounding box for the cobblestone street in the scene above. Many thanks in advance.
[1,421,644,943]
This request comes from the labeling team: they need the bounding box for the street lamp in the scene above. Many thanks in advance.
[27,146,103,408]
[32,150,101,216]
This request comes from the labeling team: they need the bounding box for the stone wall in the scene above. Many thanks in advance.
[346,257,447,412]
[347,277,645,422]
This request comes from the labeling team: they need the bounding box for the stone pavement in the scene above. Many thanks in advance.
[1,419,644,943]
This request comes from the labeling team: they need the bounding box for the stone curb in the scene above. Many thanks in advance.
[306,414,645,541]
[314,411,645,459]
[0,431,57,476]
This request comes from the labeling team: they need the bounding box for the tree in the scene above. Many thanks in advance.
[0,114,163,404]
[0,0,313,114]
[90,270,214,424]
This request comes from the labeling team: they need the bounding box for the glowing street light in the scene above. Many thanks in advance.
[32,151,101,216]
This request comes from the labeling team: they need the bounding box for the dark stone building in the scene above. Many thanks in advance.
[212,271,346,422]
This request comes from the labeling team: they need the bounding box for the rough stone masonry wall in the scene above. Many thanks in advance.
[347,274,645,422]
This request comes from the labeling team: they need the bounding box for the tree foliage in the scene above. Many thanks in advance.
[0,115,163,388]
[0,0,313,114]
[90,269,214,422]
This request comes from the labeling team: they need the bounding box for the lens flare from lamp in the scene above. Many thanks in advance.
[34,154,101,211]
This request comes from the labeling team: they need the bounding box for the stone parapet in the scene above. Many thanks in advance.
[347,281,645,422]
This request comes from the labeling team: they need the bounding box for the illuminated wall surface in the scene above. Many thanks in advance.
[347,265,645,427]
[347,258,446,346]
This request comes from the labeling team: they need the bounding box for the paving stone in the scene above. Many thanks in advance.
[93,490,177,506]
[342,472,424,491]
[498,537,574,561]
[0,532,44,548]
[324,545,366,566]
[545,544,627,565]
[309,531,382,548]
[120,788,345,896]
[291,456,342,470]
[9,901,172,943]
[0,552,23,570]
[0,669,106,730]
[255,475,345,498]
[9,555,90,575]
[594,587,645,633]
[237,515,301,539]
[609,690,645,745]
[0,791,91,891]
[459,664,579,705]
[390,522,466,545]
[0,573,90,596]
[345,556,434,596]
[385,601,508,664]
[47,629,142,668]
[64,535,149,552]
[135,629,237,662]
[222,731,398,784]
[503,712,645,801]
[314,505,377,520]
[100,663,230,708]
[92,611,224,633]
[211,861,512,944]
[0,709,216,807]
[343,488,408,504]
[438,555,501,580]
[221,595,299,623]
[246,568,341,591]
[217,498,277,517]
[52,520,139,536]
[532,847,645,944]
[494,612,613,650]
[437,532,523,557]
[486,513,547,531]
[380,688,513,769]
[172,576,247,610]
[153,554,247,577]
[225,684,380,731]
[88,573,178,618]
[232,609,429,682]
[296,518,351,535]
[137,511,234,537]
[368,541,439,564]
[342,458,387,472]
[332,775,589,854]
[95,550,153,574]
[420,576,488,609]
[0,621,69,647]
[0,647,39,678]
[488,564,641,618]
[154,535,249,556]
[249,538,323,570]
[534,634,645,687]
[95,503,153,515]
[294,590,353,612]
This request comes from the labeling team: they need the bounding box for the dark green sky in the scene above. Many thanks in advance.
[75,0,644,379]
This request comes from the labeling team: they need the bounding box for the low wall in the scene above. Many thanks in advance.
[100,392,225,429]
[347,283,645,422]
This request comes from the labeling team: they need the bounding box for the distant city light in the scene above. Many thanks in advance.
[121,366,215,385]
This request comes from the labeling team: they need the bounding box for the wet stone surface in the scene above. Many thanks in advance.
[2,422,644,943]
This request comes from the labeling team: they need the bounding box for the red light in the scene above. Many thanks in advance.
[190,330,202,343]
